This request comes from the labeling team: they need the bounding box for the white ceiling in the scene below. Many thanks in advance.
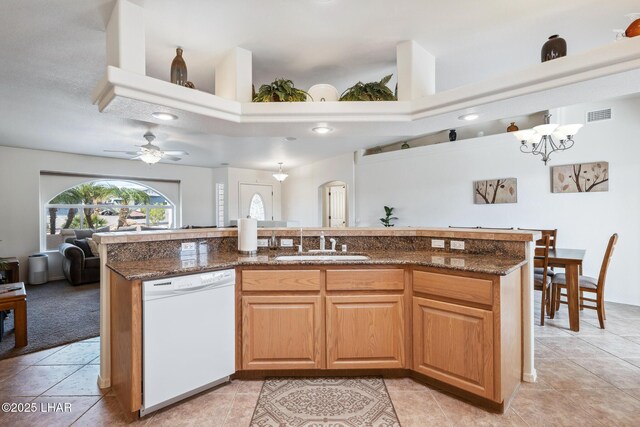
[0,0,639,170]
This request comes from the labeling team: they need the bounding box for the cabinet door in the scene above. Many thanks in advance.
[326,295,404,369]
[413,296,494,399]
[242,295,323,370]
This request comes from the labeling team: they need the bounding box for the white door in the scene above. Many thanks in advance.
[239,184,273,220]
[326,184,346,227]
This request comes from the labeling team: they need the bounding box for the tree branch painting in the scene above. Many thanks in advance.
[553,162,609,193]
[474,178,517,204]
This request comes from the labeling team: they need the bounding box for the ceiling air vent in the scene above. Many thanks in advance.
[586,108,612,123]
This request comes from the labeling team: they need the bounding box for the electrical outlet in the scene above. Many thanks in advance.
[451,240,465,250]
[181,242,196,252]
[257,239,269,248]
[431,239,445,248]
[280,238,294,247]
[181,258,196,268]
[431,256,445,264]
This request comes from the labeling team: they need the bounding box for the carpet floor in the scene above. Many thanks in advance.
[0,279,99,360]
[251,377,400,427]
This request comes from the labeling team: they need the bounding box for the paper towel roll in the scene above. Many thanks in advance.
[238,218,258,254]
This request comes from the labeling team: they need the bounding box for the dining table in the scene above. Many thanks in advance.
[547,248,586,332]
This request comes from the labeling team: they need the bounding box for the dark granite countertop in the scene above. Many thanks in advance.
[106,250,527,281]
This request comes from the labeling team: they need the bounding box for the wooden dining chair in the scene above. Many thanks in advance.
[521,229,557,277]
[551,233,618,329]
[533,235,553,325]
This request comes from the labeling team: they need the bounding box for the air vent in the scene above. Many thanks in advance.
[586,108,612,123]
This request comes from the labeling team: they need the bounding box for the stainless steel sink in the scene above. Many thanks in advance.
[275,255,369,261]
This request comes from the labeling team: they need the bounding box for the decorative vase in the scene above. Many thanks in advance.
[171,47,188,86]
[507,122,519,132]
[541,35,567,62]
[627,17,640,37]
[449,129,457,141]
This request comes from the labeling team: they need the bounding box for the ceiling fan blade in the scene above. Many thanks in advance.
[104,150,140,155]
[130,155,143,160]
[163,155,182,161]
[162,150,189,156]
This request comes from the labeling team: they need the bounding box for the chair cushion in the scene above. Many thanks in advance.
[534,273,551,289]
[84,257,101,269]
[73,239,93,258]
[551,273,598,290]
[534,267,555,277]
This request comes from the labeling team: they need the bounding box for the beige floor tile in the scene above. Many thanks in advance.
[623,336,640,345]
[73,395,148,426]
[511,389,602,426]
[2,395,101,427]
[0,365,82,397]
[563,387,640,425]
[582,316,640,336]
[569,357,640,389]
[580,335,640,358]
[533,323,573,338]
[0,397,36,425]
[623,388,640,401]
[623,357,640,368]
[150,389,235,426]
[89,355,100,365]
[35,342,100,366]
[430,389,525,426]
[388,389,449,427]
[535,337,611,358]
[0,347,64,367]
[535,359,610,390]
[43,364,105,396]
[533,341,562,359]
[384,377,433,392]
[0,358,29,382]
[223,392,259,426]
[234,379,264,395]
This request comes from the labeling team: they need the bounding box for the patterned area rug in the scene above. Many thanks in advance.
[250,377,400,427]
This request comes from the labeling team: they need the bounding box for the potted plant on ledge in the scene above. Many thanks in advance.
[253,79,310,102]
[380,206,398,227]
[340,74,396,101]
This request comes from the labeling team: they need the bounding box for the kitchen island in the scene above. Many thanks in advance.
[95,227,539,417]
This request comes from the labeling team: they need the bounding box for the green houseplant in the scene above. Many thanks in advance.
[340,74,396,101]
[253,79,310,102]
[380,206,398,227]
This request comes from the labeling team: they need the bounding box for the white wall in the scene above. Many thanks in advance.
[226,167,282,222]
[354,97,640,305]
[282,153,355,227]
[0,146,217,280]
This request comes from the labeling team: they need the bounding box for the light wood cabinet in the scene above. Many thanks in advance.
[413,296,494,399]
[242,295,323,370]
[326,269,404,291]
[326,295,404,369]
[242,269,321,292]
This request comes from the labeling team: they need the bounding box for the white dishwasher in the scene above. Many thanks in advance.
[141,269,235,416]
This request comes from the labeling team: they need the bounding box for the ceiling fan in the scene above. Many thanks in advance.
[104,132,189,164]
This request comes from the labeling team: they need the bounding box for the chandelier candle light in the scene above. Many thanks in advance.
[273,162,289,182]
[512,114,583,165]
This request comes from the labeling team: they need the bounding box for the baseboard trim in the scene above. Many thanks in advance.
[522,369,537,383]
[98,374,111,389]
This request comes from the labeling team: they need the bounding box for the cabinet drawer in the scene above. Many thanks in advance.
[326,269,404,291]
[413,270,493,305]
[242,270,321,291]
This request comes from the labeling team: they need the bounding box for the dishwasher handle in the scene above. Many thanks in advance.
[143,279,234,301]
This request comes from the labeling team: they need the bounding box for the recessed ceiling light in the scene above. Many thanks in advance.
[284,137,297,142]
[220,162,229,166]
[151,112,178,121]
[458,114,479,121]
[312,126,333,134]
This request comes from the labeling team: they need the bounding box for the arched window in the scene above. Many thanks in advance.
[44,179,175,250]
[248,193,266,220]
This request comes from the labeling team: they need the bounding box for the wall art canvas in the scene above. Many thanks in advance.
[474,178,517,204]
[552,161,609,193]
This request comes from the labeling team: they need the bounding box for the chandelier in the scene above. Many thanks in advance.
[512,114,583,165]
[272,162,288,182]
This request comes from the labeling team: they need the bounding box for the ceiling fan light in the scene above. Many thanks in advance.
[151,112,178,121]
[140,152,162,164]
[555,123,583,137]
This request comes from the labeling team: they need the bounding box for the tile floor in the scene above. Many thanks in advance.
[1,301,640,426]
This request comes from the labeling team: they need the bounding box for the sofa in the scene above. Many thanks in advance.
[59,242,100,285]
